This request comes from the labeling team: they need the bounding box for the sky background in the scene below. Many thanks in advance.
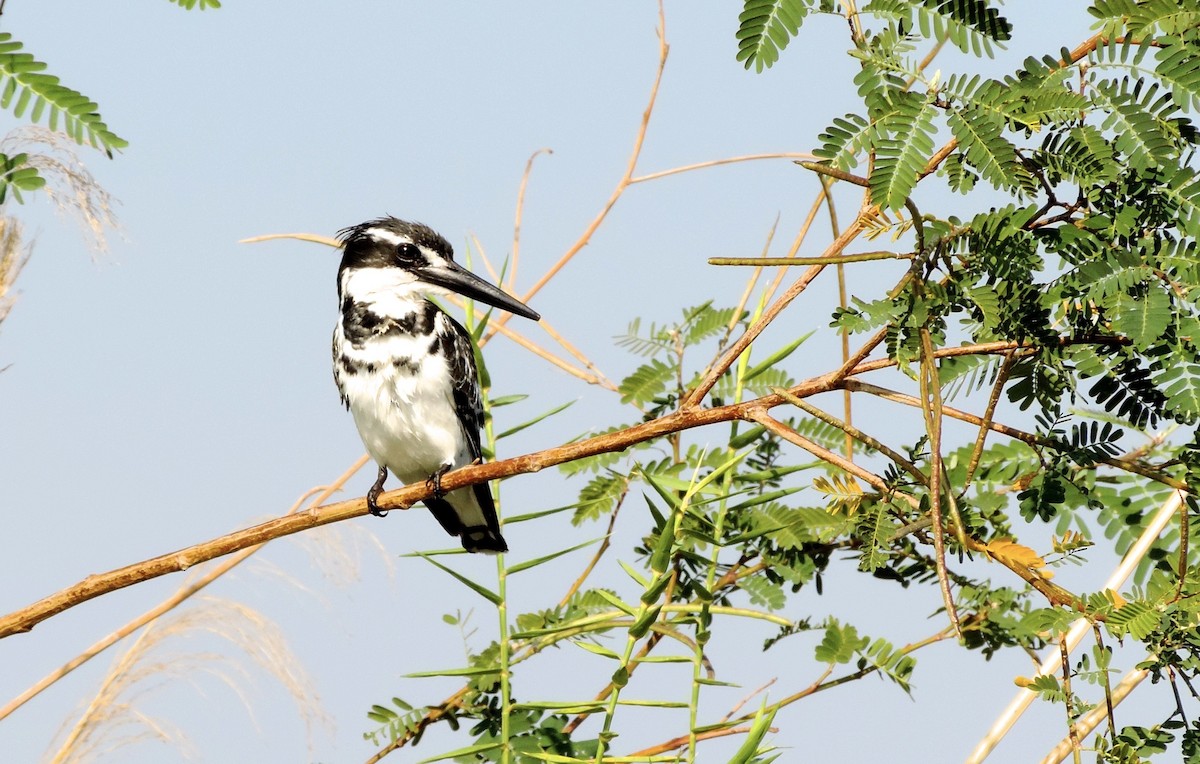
[0,2,1175,763]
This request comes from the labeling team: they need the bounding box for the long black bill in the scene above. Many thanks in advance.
[417,261,540,321]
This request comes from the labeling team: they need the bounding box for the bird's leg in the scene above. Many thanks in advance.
[367,466,389,517]
[427,463,453,499]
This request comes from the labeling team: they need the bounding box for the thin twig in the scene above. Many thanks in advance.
[771,388,926,485]
[962,354,1014,491]
[845,379,1187,491]
[627,724,770,758]
[919,327,961,636]
[0,456,369,721]
[512,147,553,290]
[683,215,867,408]
[630,152,815,183]
[968,491,1185,763]
[483,0,670,344]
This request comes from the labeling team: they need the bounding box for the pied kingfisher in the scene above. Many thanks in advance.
[333,217,540,553]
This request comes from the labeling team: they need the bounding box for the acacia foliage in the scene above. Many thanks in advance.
[359,2,1200,762]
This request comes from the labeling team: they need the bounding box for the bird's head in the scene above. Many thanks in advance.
[337,217,540,321]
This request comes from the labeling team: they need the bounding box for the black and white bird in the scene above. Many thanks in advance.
[333,217,540,553]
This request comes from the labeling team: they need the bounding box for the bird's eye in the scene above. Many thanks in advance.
[395,243,421,264]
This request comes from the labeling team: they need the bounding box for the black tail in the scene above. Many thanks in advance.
[424,482,508,554]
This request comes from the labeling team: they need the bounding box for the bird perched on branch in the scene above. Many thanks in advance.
[332,217,540,553]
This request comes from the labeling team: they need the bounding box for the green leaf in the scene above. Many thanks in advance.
[869,94,937,210]
[404,666,500,678]
[814,113,872,169]
[575,641,622,660]
[506,538,600,575]
[594,588,638,616]
[728,701,779,764]
[417,741,505,763]
[743,331,812,381]
[1111,286,1171,351]
[496,399,575,439]
[736,0,812,72]
[946,107,1021,191]
[0,34,126,154]
[414,553,501,605]
[815,619,866,664]
[618,358,674,405]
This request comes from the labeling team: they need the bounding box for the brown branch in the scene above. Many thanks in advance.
[747,410,903,500]
[0,380,846,640]
[629,152,815,183]
[512,147,553,290]
[845,379,1188,491]
[0,456,370,721]
[771,388,926,486]
[683,214,867,408]
[627,724,770,758]
[962,354,1015,491]
[483,0,669,345]
[919,326,961,636]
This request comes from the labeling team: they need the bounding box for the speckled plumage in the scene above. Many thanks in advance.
[332,218,538,553]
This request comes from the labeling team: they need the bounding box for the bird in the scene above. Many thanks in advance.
[332,217,540,553]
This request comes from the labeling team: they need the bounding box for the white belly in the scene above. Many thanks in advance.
[338,333,473,484]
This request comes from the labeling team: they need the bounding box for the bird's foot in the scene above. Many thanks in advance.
[426,463,452,499]
[367,466,389,517]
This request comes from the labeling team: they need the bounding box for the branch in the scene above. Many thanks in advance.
[683,213,867,408]
[483,0,670,344]
[845,379,1188,491]
[0,382,839,639]
[0,457,368,720]
[966,490,1185,763]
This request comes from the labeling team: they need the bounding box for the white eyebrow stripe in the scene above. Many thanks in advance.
[364,227,410,246]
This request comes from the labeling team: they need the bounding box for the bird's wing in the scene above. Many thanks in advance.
[440,311,485,461]
[431,309,507,552]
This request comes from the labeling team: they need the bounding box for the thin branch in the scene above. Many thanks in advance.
[708,250,908,266]
[962,355,1014,491]
[0,456,369,722]
[683,214,867,408]
[771,388,926,485]
[747,410,902,499]
[967,490,1185,763]
[845,379,1187,491]
[483,0,670,345]
[512,147,553,290]
[629,152,815,183]
[627,724,770,759]
[919,326,961,636]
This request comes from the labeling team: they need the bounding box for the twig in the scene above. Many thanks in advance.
[919,327,961,636]
[721,678,777,723]
[746,410,903,500]
[683,215,867,408]
[967,490,1185,763]
[962,354,1014,491]
[629,152,815,183]
[483,0,670,345]
[771,388,926,485]
[708,251,908,266]
[0,456,368,721]
[627,724,770,758]
[512,148,553,291]
[845,379,1187,491]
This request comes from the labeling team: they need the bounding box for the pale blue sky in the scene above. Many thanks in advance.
[1,3,1164,763]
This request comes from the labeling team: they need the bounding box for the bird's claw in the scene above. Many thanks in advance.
[427,464,452,499]
[368,465,389,517]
